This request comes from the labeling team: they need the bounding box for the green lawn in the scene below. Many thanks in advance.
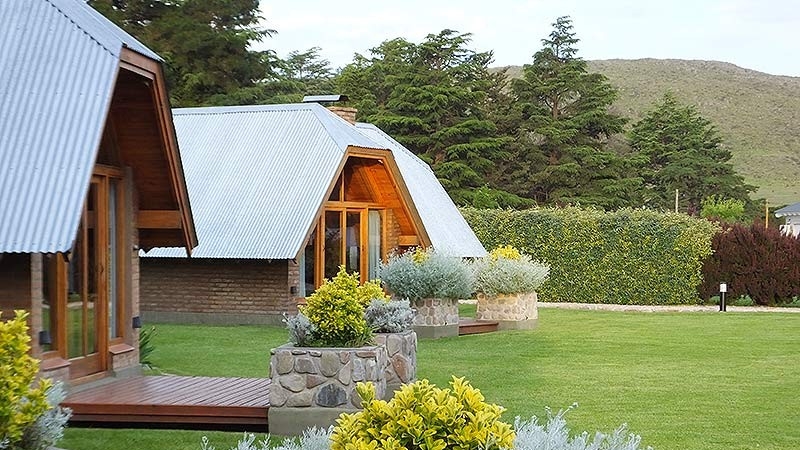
[62,309,800,450]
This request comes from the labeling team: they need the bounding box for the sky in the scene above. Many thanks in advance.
[257,0,800,77]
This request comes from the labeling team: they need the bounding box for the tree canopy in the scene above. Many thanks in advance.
[629,92,755,213]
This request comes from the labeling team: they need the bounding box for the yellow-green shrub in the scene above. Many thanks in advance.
[462,207,718,305]
[331,377,515,450]
[299,267,377,347]
[1,311,51,445]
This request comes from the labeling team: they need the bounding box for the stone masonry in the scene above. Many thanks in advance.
[476,292,539,330]
[412,298,459,326]
[373,331,417,397]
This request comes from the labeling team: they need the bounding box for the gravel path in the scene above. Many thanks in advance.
[537,302,800,313]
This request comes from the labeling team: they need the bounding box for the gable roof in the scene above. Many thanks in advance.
[0,0,161,253]
[144,104,486,259]
[354,123,486,257]
[775,202,800,217]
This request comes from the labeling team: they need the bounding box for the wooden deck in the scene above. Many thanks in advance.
[458,318,499,335]
[63,376,270,429]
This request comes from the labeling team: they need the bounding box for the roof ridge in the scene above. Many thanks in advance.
[44,0,118,57]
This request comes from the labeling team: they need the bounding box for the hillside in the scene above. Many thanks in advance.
[500,59,800,205]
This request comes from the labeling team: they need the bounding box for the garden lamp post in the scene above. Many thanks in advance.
[719,283,727,312]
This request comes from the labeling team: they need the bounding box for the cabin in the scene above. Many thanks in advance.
[140,102,485,324]
[0,0,196,383]
[775,202,800,237]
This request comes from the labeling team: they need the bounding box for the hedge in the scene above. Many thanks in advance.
[700,223,800,305]
[461,207,719,305]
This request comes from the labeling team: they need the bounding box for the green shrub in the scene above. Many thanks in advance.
[473,246,550,296]
[379,248,473,301]
[331,377,515,450]
[138,325,157,369]
[462,207,718,305]
[297,267,374,347]
[0,311,51,446]
[700,195,745,222]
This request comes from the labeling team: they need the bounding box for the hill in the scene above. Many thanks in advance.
[499,59,800,205]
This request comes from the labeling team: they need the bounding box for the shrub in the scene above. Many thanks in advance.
[138,325,157,370]
[331,377,516,450]
[19,382,72,450]
[364,299,414,333]
[0,311,51,447]
[700,222,800,305]
[285,312,317,347]
[700,195,745,222]
[200,428,331,450]
[514,405,651,450]
[379,248,474,301]
[462,207,718,305]
[474,246,550,296]
[296,267,374,347]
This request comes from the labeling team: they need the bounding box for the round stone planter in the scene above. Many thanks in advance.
[476,292,539,330]
[268,343,388,436]
[411,297,460,338]
[373,330,417,398]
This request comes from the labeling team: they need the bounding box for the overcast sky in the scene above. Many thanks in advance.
[257,0,800,77]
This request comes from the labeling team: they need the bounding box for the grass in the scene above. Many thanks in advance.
[61,309,800,450]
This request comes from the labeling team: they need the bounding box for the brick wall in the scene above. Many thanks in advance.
[140,258,298,324]
[0,253,32,319]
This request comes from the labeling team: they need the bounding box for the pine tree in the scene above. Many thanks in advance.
[629,93,755,213]
[336,30,528,207]
[510,16,642,209]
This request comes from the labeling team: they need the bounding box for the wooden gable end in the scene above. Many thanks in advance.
[108,49,197,252]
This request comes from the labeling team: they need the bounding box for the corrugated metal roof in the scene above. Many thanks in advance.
[775,202,800,217]
[144,104,486,259]
[354,123,487,257]
[0,0,122,253]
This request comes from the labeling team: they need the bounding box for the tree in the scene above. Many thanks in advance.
[629,93,755,213]
[510,16,642,209]
[336,30,528,207]
[90,0,277,107]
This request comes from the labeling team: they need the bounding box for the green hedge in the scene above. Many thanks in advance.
[462,207,719,305]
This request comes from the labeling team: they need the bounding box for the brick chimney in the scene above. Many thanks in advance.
[326,106,357,124]
[301,94,357,124]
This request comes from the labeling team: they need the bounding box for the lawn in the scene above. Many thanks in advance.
[61,308,800,450]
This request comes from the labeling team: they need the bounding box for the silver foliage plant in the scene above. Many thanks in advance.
[201,408,651,450]
[514,406,652,450]
[364,299,414,333]
[284,312,316,347]
[473,254,550,296]
[19,382,72,450]
[378,248,474,301]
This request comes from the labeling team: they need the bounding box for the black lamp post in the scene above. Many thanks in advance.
[719,282,727,312]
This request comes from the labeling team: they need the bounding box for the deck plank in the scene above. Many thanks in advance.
[63,376,270,428]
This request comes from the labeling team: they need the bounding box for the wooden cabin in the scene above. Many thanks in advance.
[0,0,196,383]
[140,104,485,324]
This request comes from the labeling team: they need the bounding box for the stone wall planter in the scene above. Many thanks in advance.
[476,292,539,330]
[411,297,459,338]
[268,344,388,436]
[373,330,417,398]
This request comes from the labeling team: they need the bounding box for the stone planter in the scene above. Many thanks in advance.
[373,330,417,398]
[476,292,539,330]
[268,344,388,436]
[411,297,460,338]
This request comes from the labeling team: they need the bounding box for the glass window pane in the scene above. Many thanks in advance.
[345,212,361,274]
[108,181,119,338]
[324,211,342,279]
[41,254,57,352]
[368,211,382,280]
[301,227,316,296]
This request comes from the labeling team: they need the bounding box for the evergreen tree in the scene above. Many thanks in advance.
[629,93,755,213]
[90,0,277,106]
[510,16,642,209]
[336,30,528,207]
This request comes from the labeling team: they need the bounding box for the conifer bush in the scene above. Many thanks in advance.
[700,222,800,305]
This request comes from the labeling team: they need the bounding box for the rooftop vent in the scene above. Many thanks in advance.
[302,94,349,104]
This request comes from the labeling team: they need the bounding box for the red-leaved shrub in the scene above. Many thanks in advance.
[700,223,800,305]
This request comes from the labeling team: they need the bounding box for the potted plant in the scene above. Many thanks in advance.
[364,299,416,397]
[270,267,390,436]
[379,247,473,338]
[473,245,550,330]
